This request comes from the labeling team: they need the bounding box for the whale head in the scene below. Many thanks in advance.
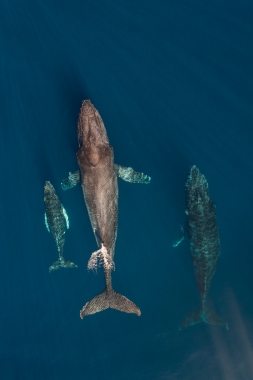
[185,165,210,213]
[186,166,208,192]
[77,100,109,148]
[77,100,111,166]
[44,181,57,203]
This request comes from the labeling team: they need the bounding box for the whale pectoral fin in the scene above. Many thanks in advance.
[44,213,50,232]
[114,164,151,184]
[173,222,187,247]
[61,170,80,190]
[62,207,69,229]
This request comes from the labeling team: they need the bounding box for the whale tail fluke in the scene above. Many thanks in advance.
[179,306,228,330]
[81,244,141,318]
[49,257,78,272]
[80,288,141,318]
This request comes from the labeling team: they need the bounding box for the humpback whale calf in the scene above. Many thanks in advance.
[61,100,150,318]
[173,166,228,329]
[44,181,78,272]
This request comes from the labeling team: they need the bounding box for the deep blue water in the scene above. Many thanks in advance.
[1,0,253,379]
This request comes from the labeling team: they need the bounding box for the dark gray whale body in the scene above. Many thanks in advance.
[44,181,77,272]
[174,166,227,329]
[62,100,150,318]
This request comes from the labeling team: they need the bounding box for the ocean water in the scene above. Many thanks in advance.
[1,0,253,379]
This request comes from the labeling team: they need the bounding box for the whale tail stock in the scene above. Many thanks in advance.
[179,304,228,330]
[49,257,78,272]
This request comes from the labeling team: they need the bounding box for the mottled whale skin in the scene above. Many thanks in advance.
[61,100,150,318]
[44,181,77,272]
[174,166,227,329]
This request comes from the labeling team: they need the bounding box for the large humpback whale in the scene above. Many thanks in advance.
[61,100,150,317]
[44,181,78,272]
[173,166,227,329]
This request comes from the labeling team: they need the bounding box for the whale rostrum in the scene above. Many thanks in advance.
[174,166,228,329]
[44,181,78,272]
[61,100,151,317]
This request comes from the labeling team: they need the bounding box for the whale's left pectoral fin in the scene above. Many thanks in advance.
[173,222,188,247]
[44,213,50,232]
[114,164,151,184]
[61,171,80,190]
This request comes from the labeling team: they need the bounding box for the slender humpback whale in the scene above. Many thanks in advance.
[173,166,228,329]
[44,181,78,272]
[61,100,150,318]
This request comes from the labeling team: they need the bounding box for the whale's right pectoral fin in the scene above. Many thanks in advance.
[62,207,69,229]
[114,164,151,184]
[61,171,80,190]
[173,222,188,247]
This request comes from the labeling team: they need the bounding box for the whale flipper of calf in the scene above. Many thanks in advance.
[173,166,228,329]
[44,181,78,272]
[61,100,151,317]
